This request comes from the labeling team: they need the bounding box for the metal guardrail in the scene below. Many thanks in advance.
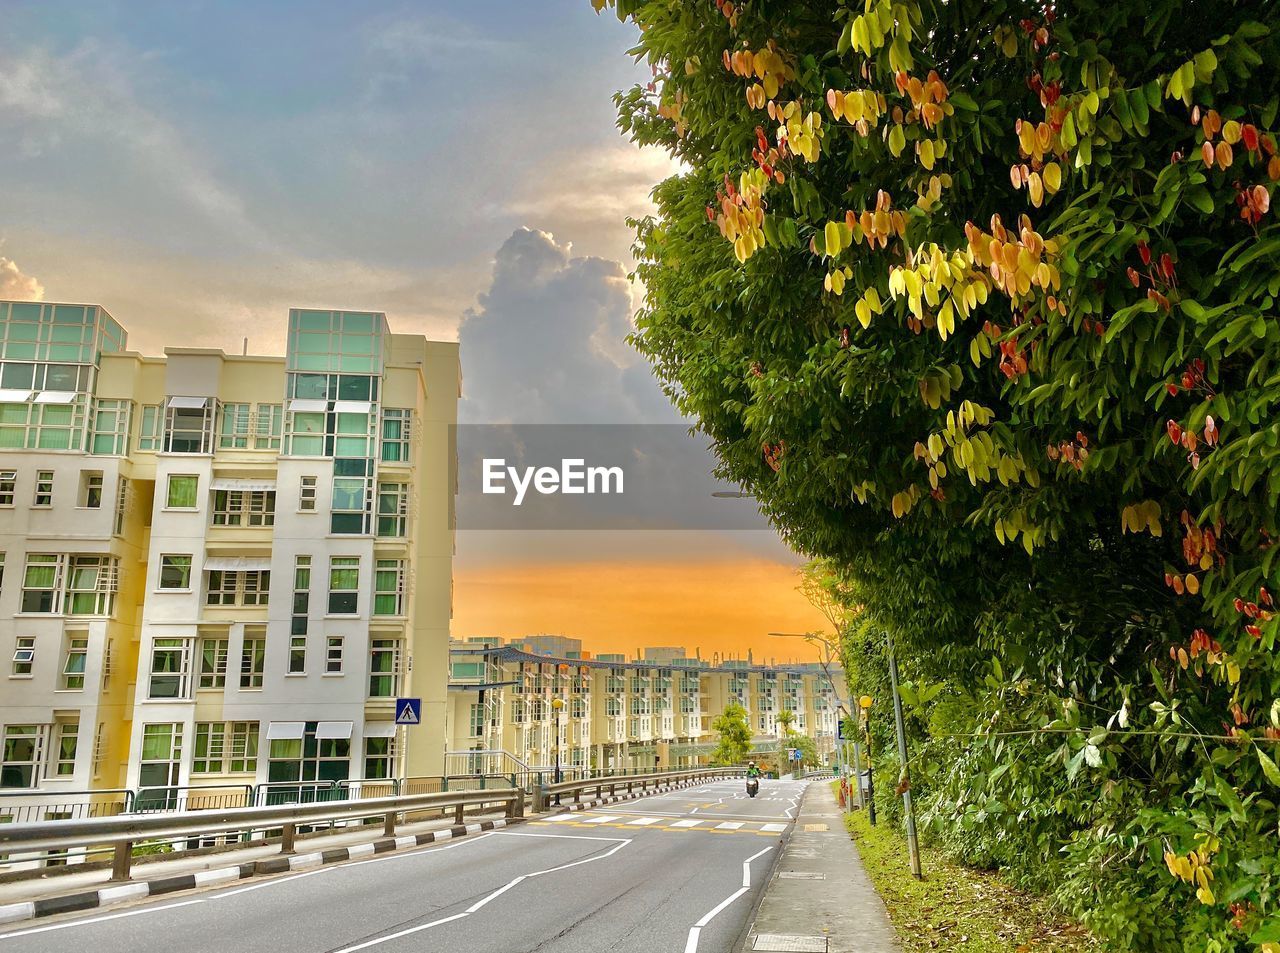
[531,767,744,812]
[0,788,134,824]
[1,787,523,882]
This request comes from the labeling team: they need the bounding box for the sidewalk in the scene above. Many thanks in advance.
[743,781,898,953]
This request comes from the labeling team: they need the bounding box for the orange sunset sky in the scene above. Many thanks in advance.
[451,549,830,663]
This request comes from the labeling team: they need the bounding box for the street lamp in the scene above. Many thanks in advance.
[551,696,565,805]
[859,694,876,826]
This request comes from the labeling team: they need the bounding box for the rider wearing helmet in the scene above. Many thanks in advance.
[746,761,761,779]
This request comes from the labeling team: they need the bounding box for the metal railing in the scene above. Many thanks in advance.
[1,787,523,882]
[531,767,743,813]
[0,788,134,824]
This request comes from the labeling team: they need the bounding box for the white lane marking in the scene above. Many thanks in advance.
[580,815,621,824]
[0,832,498,941]
[548,814,577,822]
[330,831,632,953]
[715,822,744,830]
[627,817,662,826]
[761,823,788,833]
[683,846,774,953]
[671,819,702,828]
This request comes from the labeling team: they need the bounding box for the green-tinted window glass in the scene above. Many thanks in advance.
[166,475,198,508]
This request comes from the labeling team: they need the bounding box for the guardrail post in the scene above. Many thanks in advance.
[509,792,523,819]
[532,782,545,814]
[384,812,396,837]
[454,802,465,825]
[111,841,132,881]
[281,823,296,855]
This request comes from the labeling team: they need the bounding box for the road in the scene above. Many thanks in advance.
[0,778,807,953]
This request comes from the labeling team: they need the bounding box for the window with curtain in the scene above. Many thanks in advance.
[166,474,198,509]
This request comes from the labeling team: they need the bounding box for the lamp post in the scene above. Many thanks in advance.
[859,694,875,826]
[551,696,565,805]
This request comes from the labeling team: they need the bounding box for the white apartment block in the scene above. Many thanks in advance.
[0,301,458,819]
[445,641,847,775]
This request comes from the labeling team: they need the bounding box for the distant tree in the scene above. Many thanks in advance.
[710,702,752,765]
[776,708,796,735]
[791,733,820,769]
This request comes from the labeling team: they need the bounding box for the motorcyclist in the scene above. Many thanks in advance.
[746,761,761,779]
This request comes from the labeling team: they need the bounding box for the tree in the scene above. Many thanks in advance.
[594,1,1280,949]
[710,702,753,765]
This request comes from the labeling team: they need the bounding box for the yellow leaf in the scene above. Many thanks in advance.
[1043,162,1062,193]
[1227,662,1241,685]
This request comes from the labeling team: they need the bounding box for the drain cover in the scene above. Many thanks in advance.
[753,934,828,952]
[802,823,829,831]
[778,871,826,880]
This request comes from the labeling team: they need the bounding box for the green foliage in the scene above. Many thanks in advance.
[711,701,753,765]
[597,0,1280,948]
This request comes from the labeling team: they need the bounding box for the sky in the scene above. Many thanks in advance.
[0,0,827,661]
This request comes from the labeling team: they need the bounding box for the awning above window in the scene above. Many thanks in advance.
[0,389,32,403]
[34,391,77,404]
[315,721,353,740]
[289,398,328,413]
[266,721,305,740]
[204,557,273,572]
[210,479,276,492]
[167,395,211,409]
[332,400,372,415]
[363,722,397,738]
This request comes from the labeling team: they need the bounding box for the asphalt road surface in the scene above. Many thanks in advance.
[0,778,807,953]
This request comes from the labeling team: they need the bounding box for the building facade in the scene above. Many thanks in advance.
[445,640,847,774]
[0,301,458,815]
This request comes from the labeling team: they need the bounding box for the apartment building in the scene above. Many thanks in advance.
[445,640,846,773]
[0,301,458,811]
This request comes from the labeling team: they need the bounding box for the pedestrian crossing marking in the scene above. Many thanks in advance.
[761,823,788,833]
[671,819,702,828]
[715,822,744,830]
[627,817,662,825]
[581,815,622,824]
[548,814,577,822]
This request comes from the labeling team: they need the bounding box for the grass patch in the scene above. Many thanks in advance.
[835,786,1094,952]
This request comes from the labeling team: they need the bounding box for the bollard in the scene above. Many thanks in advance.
[383,812,396,837]
[111,841,132,881]
[280,824,296,855]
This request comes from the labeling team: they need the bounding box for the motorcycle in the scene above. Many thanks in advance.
[746,777,760,798]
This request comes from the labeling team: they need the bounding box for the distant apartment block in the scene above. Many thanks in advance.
[446,639,847,773]
[0,301,458,812]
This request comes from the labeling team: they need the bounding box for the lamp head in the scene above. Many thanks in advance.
[858,694,874,710]
[551,697,565,711]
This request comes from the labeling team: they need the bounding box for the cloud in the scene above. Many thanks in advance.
[457,227,675,424]
[0,257,44,300]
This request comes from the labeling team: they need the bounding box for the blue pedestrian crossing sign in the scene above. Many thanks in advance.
[395,698,421,725]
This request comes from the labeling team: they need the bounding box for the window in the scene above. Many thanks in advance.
[267,721,350,784]
[114,478,129,535]
[206,570,271,607]
[148,638,192,699]
[33,470,53,506]
[331,472,373,535]
[61,637,88,690]
[166,474,198,509]
[138,723,182,788]
[606,697,621,717]
[21,554,62,612]
[240,636,266,689]
[199,638,227,689]
[299,476,317,511]
[381,409,411,462]
[0,470,15,506]
[376,483,408,537]
[326,636,344,674]
[217,402,251,449]
[288,636,307,674]
[164,397,215,453]
[1,726,44,788]
[66,556,118,615]
[369,639,400,697]
[79,470,104,508]
[328,557,359,614]
[193,722,258,773]
[11,637,35,676]
[512,700,526,724]
[90,398,131,455]
[364,735,395,779]
[211,490,275,526]
[159,554,192,590]
[468,704,484,738]
[292,556,311,635]
[138,404,162,451]
[53,722,78,777]
[374,560,405,616]
[254,404,283,450]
